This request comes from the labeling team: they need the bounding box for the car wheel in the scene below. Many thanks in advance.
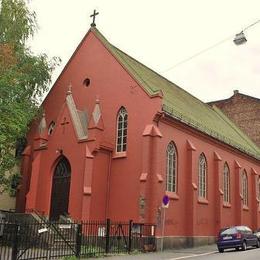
[256,240,260,248]
[242,241,247,251]
[235,247,240,251]
[218,248,224,253]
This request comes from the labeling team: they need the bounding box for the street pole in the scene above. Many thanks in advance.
[161,206,166,252]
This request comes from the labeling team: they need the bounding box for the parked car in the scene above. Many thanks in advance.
[254,228,260,241]
[217,226,260,253]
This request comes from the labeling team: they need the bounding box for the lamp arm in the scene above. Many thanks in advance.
[243,19,260,32]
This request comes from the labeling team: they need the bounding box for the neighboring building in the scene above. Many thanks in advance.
[0,190,16,211]
[0,140,26,211]
[208,90,260,147]
[0,166,19,211]
[17,26,260,248]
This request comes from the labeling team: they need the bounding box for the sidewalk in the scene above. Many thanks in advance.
[92,244,217,260]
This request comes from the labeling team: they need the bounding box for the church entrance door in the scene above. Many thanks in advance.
[49,156,71,221]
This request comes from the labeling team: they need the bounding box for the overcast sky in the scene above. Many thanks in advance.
[29,0,260,102]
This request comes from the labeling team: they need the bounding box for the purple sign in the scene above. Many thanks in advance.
[162,195,169,206]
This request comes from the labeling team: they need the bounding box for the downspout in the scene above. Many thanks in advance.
[105,150,112,220]
[153,111,163,126]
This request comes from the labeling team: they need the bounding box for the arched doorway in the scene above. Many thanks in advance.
[49,156,71,221]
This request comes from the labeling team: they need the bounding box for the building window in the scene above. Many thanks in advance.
[166,142,177,193]
[242,170,248,206]
[83,78,90,87]
[198,153,207,198]
[258,177,260,201]
[116,107,128,152]
[223,163,230,203]
[48,121,56,135]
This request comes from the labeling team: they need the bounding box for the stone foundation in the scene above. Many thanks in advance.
[156,236,216,250]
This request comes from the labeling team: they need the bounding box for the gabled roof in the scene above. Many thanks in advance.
[208,90,260,105]
[91,27,260,160]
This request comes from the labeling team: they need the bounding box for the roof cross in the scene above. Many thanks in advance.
[90,10,99,27]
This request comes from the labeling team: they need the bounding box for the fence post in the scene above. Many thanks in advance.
[105,219,110,254]
[75,223,82,258]
[11,223,19,260]
[128,220,133,253]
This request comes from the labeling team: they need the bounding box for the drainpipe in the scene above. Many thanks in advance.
[105,151,112,220]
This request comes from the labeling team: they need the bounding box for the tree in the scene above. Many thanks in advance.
[0,0,59,188]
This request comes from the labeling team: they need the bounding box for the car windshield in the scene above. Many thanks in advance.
[220,227,237,235]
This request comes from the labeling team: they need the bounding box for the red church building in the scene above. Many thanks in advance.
[17,25,260,248]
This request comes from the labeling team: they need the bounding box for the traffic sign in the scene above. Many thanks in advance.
[162,195,169,208]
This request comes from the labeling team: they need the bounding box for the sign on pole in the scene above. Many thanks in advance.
[162,195,170,208]
[161,195,170,251]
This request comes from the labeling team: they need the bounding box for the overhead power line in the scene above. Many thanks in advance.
[159,35,234,74]
[127,19,260,89]
[159,19,260,73]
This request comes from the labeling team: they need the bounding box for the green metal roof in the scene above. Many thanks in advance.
[92,27,260,160]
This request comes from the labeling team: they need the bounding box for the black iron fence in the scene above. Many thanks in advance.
[0,218,156,259]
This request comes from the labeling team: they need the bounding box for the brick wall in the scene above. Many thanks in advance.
[209,91,260,147]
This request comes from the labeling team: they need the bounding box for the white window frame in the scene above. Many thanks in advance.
[48,121,55,135]
[116,107,128,153]
[242,170,248,206]
[223,163,230,203]
[198,153,207,199]
[166,142,177,193]
[258,177,260,201]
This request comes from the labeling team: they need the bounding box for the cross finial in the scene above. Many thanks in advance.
[67,83,72,95]
[90,9,99,27]
[95,95,100,104]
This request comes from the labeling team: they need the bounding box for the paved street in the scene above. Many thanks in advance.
[194,248,260,260]
[94,245,260,260]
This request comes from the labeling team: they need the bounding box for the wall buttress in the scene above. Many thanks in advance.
[81,145,94,220]
[214,152,222,235]
[185,140,197,240]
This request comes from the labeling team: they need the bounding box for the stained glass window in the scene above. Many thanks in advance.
[116,107,128,152]
[223,163,230,203]
[166,142,177,192]
[198,153,207,198]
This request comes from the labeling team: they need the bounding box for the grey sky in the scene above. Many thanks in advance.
[29,0,260,102]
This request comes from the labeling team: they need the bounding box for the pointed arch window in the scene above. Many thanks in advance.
[242,170,248,206]
[48,121,56,135]
[116,107,128,152]
[223,163,230,203]
[257,176,260,201]
[166,142,177,193]
[198,153,207,198]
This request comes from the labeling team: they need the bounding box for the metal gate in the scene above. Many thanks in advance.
[1,218,156,259]
[0,221,80,260]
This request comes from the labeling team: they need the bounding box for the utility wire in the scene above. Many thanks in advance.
[160,19,260,74]
[130,19,260,85]
[243,19,260,32]
[159,34,234,74]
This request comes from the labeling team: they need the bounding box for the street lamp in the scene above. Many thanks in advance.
[234,20,260,45]
[233,31,247,45]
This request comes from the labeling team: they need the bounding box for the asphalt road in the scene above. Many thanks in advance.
[94,245,260,260]
[192,248,260,260]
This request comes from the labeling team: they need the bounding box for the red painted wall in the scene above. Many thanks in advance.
[90,149,110,220]
[19,29,260,241]
[23,30,162,223]
[157,117,260,236]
